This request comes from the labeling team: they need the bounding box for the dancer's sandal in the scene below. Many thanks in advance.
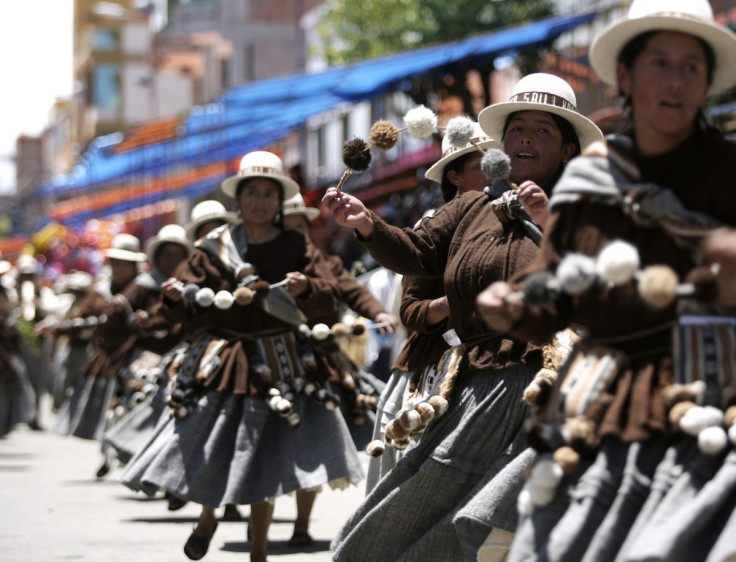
[184,522,218,560]
[287,530,315,547]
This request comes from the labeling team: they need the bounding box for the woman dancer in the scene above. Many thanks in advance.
[323,74,602,561]
[477,2,736,560]
[121,151,363,562]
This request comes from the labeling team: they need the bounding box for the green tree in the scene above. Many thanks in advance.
[315,0,555,66]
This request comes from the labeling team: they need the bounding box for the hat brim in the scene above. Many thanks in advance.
[146,237,194,262]
[589,15,736,95]
[221,172,300,200]
[283,206,320,222]
[185,212,239,241]
[478,102,603,153]
[425,138,501,184]
[104,249,147,262]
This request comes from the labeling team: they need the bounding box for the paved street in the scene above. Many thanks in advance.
[0,398,369,562]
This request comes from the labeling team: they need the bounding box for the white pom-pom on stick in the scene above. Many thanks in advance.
[557,253,597,295]
[214,290,235,310]
[698,426,728,454]
[403,105,438,138]
[195,287,216,307]
[596,240,640,285]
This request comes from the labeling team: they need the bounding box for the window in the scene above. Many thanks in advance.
[92,28,118,51]
[92,63,121,111]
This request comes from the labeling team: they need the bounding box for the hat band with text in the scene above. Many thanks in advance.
[238,165,284,177]
[508,91,577,112]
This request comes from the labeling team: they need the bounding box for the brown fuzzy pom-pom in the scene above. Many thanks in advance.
[392,437,411,450]
[427,394,449,417]
[398,408,422,431]
[724,405,736,427]
[553,446,580,475]
[233,286,254,305]
[669,400,697,429]
[638,265,679,309]
[562,417,597,450]
[416,401,435,425]
[365,439,385,457]
[523,381,543,406]
[342,138,372,171]
[351,323,366,336]
[384,418,408,440]
[662,383,700,407]
[369,120,400,150]
[253,280,271,298]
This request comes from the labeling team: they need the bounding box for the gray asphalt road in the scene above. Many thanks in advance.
[0,398,369,562]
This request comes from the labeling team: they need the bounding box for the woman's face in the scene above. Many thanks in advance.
[447,153,488,194]
[236,178,281,226]
[503,110,575,187]
[617,31,710,151]
[154,243,189,278]
[109,259,138,287]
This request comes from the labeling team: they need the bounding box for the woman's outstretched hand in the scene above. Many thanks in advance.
[516,181,549,227]
[322,187,374,238]
[476,281,525,334]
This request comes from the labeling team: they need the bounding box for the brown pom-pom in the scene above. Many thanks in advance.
[392,437,411,450]
[562,417,597,450]
[523,381,543,406]
[365,439,385,457]
[341,372,356,390]
[638,265,679,309]
[331,322,351,337]
[233,286,254,305]
[253,280,271,298]
[535,368,558,386]
[351,323,366,336]
[662,383,700,407]
[342,138,372,171]
[384,418,408,440]
[669,400,697,429]
[553,446,580,475]
[369,120,400,150]
[415,401,435,425]
[427,394,449,417]
[725,405,736,427]
[398,408,421,431]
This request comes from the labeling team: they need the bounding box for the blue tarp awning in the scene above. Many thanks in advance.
[39,11,599,205]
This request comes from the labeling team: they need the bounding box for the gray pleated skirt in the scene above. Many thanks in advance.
[52,341,89,411]
[103,383,169,464]
[0,355,35,437]
[120,389,364,507]
[54,374,117,441]
[509,436,736,562]
[332,363,534,562]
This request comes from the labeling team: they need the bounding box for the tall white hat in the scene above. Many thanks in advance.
[478,73,604,151]
[282,193,320,222]
[220,151,300,200]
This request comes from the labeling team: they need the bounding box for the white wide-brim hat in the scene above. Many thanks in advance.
[589,0,736,95]
[185,200,238,241]
[478,73,603,152]
[282,193,320,222]
[104,233,147,263]
[146,224,194,262]
[0,251,10,275]
[425,123,501,184]
[221,150,300,200]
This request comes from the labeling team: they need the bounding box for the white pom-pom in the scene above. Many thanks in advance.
[691,380,706,404]
[214,290,235,309]
[114,405,126,418]
[596,240,640,285]
[517,487,534,516]
[398,409,422,431]
[680,405,724,436]
[698,426,728,454]
[365,439,385,457]
[311,323,331,341]
[195,287,216,307]
[557,253,597,295]
[444,116,476,147]
[404,105,438,138]
[268,387,281,398]
[176,406,189,419]
[427,395,449,417]
[531,458,564,487]
[729,423,736,446]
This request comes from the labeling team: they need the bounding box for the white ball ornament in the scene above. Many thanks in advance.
[403,105,438,138]
[698,426,728,454]
[557,253,597,295]
[195,287,216,307]
[596,240,640,285]
[214,290,235,309]
[311,323,331,341]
